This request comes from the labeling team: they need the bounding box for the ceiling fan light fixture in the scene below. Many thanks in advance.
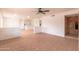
[27,16,30,19]
[37,8,50,14]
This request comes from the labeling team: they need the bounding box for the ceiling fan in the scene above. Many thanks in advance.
[37,8,49,14]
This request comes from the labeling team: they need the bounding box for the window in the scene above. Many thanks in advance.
[0,13,20,28]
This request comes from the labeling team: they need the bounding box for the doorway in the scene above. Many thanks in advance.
[65,14,78,39]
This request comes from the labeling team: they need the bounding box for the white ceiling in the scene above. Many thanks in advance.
[0,8,78,18]
[47,8,77,13]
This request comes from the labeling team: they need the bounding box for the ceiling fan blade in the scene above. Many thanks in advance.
[43,10,49,12]
[36,12,45,14]
[41,12,46,14]
[37,8,49,14]
[39,8,42,10]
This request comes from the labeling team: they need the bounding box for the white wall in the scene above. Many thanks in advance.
[41,15,64,37]
[41,9,79,37]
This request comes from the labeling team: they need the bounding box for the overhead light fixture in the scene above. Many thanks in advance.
[27,16,30,19]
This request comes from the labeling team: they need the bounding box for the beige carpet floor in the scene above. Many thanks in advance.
[0,29,78,51]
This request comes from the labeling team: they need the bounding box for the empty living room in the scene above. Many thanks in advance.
[0,8,79,51]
